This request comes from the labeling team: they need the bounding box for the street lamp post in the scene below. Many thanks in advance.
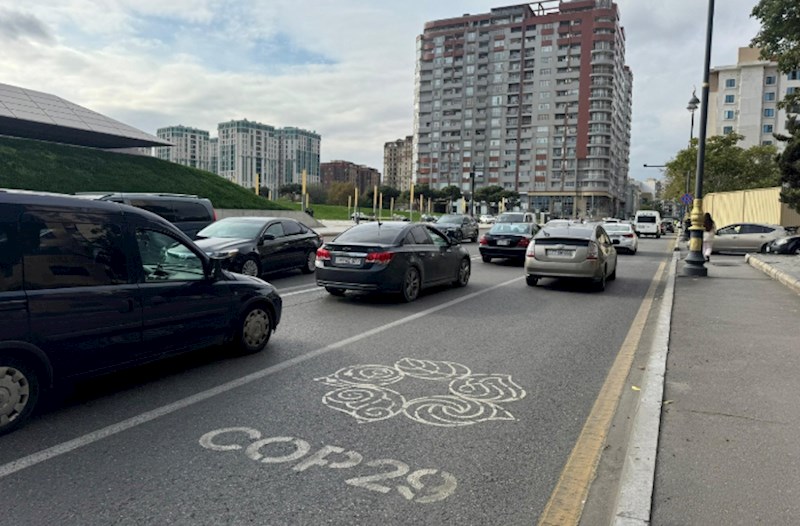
[683,90,701,241]
[684,0,715,277]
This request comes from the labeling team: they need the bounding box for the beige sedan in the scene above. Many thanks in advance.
[524,223,618,291]
[712,223,788,254]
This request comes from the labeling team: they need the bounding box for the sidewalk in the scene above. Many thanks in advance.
[649,246,800,524]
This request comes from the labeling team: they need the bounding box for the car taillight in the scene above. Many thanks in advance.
[587,241,599,260]
[316,248,331,261]
[623,233,634,238]
[479,236,488,245]
[526,241,536,258]
[212,209,217,221]
[516,237,529,247]
[366,251,394,264]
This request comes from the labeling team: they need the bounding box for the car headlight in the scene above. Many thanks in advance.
[775,238,789,246]
[210,249,239,258]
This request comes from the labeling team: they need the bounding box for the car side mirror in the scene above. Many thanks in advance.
[261,233,276,244]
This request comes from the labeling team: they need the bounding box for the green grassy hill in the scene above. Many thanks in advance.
[0,136,287,210]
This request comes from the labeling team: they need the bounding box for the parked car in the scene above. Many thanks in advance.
[479,214,496,224]
[0,190,282,435]
[765,233,800,254]
[602,222,638,254]
[192,217,321,276]
[351,211,375,221]
[420,214,437,222]
[479,222,539,263]
[524,222,618,291]
[315,222,471,302]
[712,223,789,254]
[434,214,479,242]
[75,192,215,238]
[497,212,536,224]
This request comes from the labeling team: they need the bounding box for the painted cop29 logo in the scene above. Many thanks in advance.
[314,358,527,427]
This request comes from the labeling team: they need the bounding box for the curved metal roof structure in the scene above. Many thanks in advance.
[0,82,171,149]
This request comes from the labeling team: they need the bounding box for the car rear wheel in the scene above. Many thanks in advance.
[609,265,617,281]
[401,266,421,302]
[759,243,769,254]
[239,256,261,277]
[0,357,40,436]
[301,250,316,274]
[454,258,471,287]
[325,287,346,297]
[526,275,538,287]
[482,255,492,263]
[594,269,607,292]
[235,305,272,354]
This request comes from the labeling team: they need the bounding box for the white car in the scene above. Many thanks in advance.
[602,222,638,254]
[479,214,496,224]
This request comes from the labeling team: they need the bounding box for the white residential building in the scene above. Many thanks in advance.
[154,125,212,171]
[708,47,800,150]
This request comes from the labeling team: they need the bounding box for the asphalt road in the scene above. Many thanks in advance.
[0,237,673,526]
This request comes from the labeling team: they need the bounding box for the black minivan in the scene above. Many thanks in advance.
[0,190,282,435]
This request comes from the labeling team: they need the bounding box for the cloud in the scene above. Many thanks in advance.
[0,0,766,178]
[0,8,55,44]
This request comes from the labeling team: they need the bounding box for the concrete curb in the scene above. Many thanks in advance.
[611,253,678,525]
[744,254,800,296]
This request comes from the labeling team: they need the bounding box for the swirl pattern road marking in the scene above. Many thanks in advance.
[315,358,526,427]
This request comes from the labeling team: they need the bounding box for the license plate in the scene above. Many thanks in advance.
[334,256,362,266]
[497,239,511,246]
[547,249,574,257]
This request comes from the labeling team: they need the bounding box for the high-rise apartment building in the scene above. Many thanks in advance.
[217,120,280,193]
[155,125,212,171]
[414,0,633,218]
[708,47,800,150]
[279,127,322,187]
[384,136,414,191]
[321,161,381,197]
[209,137,219,175]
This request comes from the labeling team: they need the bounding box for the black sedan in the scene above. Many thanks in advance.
[479,222,539,263]
[315,222,471,302]
[434,214,480,242]
[190,217,321,276]
[765,233,800,254]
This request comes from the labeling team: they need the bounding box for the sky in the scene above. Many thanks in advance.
[0,0,764,184]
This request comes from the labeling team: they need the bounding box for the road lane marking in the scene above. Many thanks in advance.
[281,287,324,297]
[537,258,669,526]
[0,276,523,480]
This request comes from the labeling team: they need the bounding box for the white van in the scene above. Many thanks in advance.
[634,210,662,238]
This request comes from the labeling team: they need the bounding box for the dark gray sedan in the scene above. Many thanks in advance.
[434,214,480,242]
[315,222,471,302]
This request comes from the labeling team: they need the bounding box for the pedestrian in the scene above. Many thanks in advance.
[702,212,716,262]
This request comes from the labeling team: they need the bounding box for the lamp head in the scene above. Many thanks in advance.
[687,91,700,112]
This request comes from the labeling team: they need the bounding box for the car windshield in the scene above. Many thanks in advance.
[497,214,524,223]
[490,223,531,234]
[334,223,405,243]
[197,220,266,239]
[436,215,463,224]
[637,216,657,223]
[603,224,632,233]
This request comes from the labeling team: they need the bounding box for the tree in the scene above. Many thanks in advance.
[751,0,800,110]
[279,183,302,199]
[440,185,462,202]
[306,184,327,205]
[474,185,505,204]
[327,182,356,206]
[775,116,800,213]
[663,134,780,200]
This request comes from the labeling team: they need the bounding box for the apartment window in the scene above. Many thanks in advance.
[724,94,735,104]
[763,124,774,134]
[788,87,798,95]
[765,92,776,101]
[538,103,550,110]
[764,108,775,117]
[725,78,736,88]
[540,68,551,75]
[723,110,735,120]
[762,140,774,145]
[789,70,800,80]
[722,126,734,134]
[541,45,552,53]
[765,75,776,85]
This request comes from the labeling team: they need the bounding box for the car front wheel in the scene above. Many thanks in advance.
[235,305,272,354]
[239,256,261,277]
[0,357,40,436]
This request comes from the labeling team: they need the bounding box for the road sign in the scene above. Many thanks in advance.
[681,193,693,205]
